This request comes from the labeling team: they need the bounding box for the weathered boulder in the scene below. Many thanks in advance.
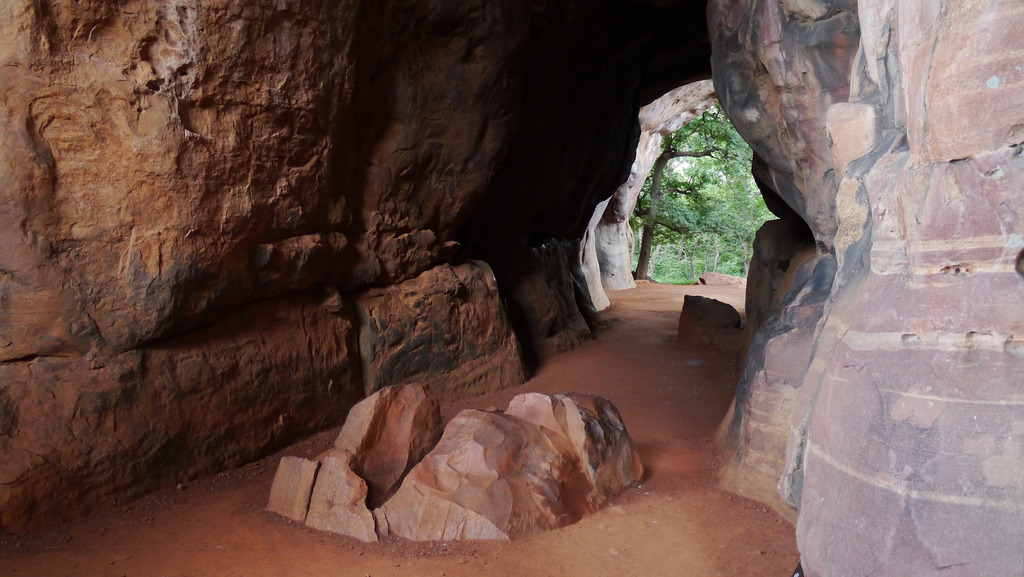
[377,393,641,541]
[268,384,442,541]
[507,392,644,509]
[677,295,742,347]
[356,261,526,402]
[376,409,576,541]
[333,384,443,508]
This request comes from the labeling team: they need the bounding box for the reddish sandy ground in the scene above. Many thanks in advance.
[0,282,798,577]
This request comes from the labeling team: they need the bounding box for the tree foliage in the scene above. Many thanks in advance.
[631,104,773,283]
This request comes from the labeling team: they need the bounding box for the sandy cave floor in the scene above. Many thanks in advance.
[0,282,799,577]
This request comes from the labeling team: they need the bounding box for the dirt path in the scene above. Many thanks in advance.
[0,283,798,577]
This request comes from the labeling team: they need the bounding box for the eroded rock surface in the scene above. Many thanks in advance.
[377,392,642,541]
[711,0,1024,574]
[333,384,443,508]
[0,0,707,529]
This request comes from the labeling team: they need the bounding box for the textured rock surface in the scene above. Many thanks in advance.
[0,0,713,528]
[712,0,1024,574]
[709,0,859,247]
[267,457,321,522]
[492,241,595,370]
[267,385,442,541]
[0,0,529,529]
[333,385,443,508]
[378,393,641,541]
[507,392,644,509]
[356,262,526,402]
[305,453,378,543]
[377,409,573,541]
[0,289,362,529]
[676,295,742,347]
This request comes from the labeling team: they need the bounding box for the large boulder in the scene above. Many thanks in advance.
[376,409,575,541]
[507,392,644,509]
[376,393,642,541]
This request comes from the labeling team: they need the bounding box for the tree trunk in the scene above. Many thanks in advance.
[687,238,697,281]
[742,237,752,277]
[636,223,655,280]
[634,148,710,281]
[635,151,673,281]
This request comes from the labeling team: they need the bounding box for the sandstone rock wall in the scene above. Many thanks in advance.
[711,0,1024,574]
[0,0,531,530]
[0,0,711,530]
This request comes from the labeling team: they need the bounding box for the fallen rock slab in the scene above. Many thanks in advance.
[266,456,321,522]
[305,453,377,542]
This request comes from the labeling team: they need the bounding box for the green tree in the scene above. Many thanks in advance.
[632,104,772,284]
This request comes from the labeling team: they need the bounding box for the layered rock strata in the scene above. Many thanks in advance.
[711,0,1024,574]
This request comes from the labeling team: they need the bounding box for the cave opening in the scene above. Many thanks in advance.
[2,0,1022,575]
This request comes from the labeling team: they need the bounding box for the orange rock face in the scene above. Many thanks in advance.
[0,0,532,529]
[3,0,712,529]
